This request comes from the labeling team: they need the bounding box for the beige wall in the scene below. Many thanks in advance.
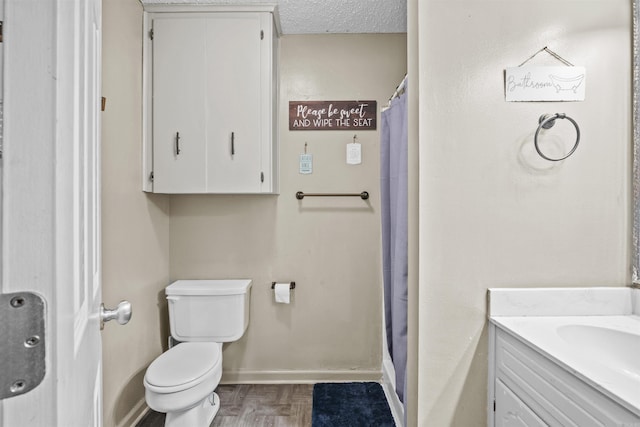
[101,1,633,425]
[415,1,631,425]
[101,17,406,426]
[101,1,171,426]
[169,34,407,382]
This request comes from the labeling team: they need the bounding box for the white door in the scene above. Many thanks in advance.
[1,1,106,426]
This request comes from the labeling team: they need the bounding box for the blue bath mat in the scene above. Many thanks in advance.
[312,382,395,426]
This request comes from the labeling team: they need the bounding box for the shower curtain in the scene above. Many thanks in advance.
[380,79,408,403]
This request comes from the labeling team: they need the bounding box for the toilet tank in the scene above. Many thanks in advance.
[166,279,252,342]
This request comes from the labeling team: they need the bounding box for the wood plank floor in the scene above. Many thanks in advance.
[137,384,313,427]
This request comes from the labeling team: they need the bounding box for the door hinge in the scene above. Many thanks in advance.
[260,172,264,183]
[0,292,46,400]
[150,171,154,182]
[149,28,154,40]
[0,22,4,43]
[260,30,264,40]
[493,400,496,412]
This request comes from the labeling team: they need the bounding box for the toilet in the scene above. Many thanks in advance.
[143,279,252,427]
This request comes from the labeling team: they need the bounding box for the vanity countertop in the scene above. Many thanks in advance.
[488,287,640,417]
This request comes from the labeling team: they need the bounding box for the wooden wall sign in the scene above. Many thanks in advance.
[289,100,377,130]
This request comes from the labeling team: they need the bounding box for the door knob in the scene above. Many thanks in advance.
[100,301,132,329]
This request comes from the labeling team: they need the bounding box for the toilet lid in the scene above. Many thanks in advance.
[145,342,221,389]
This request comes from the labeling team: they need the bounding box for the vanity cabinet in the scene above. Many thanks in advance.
[490,327,640,427]
[142,6,279,194]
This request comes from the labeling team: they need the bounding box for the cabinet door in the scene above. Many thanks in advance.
[152,17,208,193]
[204,14,264,193]
[495,380,547,427]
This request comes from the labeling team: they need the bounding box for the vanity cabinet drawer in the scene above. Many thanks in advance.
[495,380,546,427]
[494,329,640,427]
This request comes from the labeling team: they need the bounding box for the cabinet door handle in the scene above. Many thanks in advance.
[176,132,181,156]
[231,132,235,156]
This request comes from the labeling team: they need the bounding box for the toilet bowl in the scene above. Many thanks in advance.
[143,279,252,427]
[144,342,222,426]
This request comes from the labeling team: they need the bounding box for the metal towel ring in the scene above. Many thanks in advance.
[534,113,580,161]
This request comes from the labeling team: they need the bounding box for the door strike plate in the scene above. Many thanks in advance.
[0,292,46,399]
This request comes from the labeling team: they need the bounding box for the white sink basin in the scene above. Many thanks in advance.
[557,324,640,379]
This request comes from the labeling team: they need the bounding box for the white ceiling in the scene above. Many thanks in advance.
[140,0,407,34]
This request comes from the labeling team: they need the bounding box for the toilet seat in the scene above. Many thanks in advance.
[144,342,222,394]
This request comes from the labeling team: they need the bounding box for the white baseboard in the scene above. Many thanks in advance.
[121,397,148,427]
[220,369,382,384]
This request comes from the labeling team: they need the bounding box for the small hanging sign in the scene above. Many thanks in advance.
[505,66,586,102]
[299,142,313,174]
[346,143,362,164]
[289,100,377,130]
[299,154,313,174]
[346,135,361,165]
[505,47,585,102]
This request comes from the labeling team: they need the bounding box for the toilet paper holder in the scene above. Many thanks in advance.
[271,282,295,290]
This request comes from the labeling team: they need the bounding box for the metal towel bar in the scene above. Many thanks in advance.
[295,191,369,200]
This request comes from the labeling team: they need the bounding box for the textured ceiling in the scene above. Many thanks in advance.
[140,0,407,34]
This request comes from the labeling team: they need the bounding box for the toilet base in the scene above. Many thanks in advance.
[164,392,220,427]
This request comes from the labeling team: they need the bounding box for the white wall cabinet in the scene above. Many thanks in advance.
[143,6,279,194]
